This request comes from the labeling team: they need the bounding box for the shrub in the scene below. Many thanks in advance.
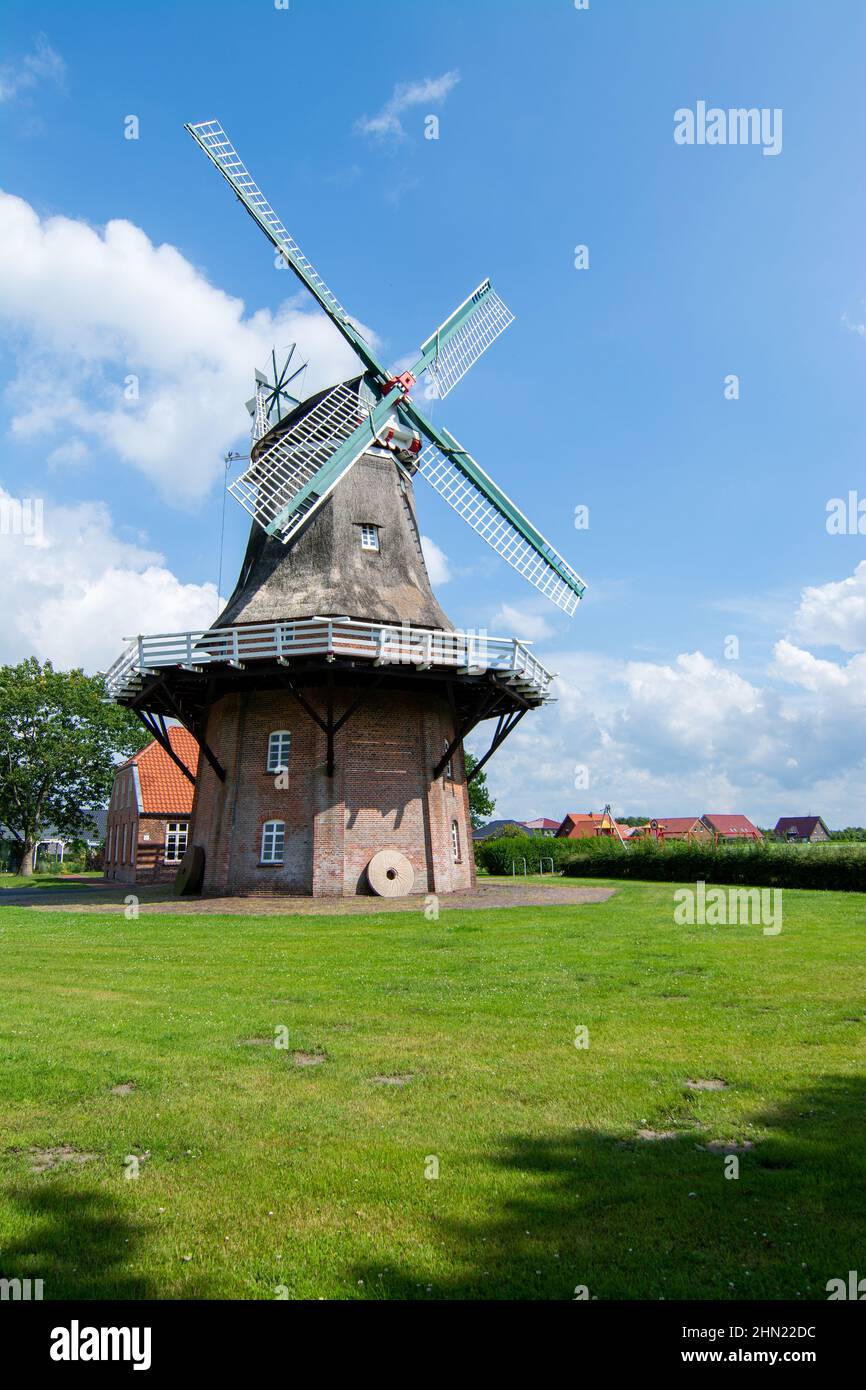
[561,838,866,892]
[474,834,583,876]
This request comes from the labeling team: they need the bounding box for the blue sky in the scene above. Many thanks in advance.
[1,0,865,825]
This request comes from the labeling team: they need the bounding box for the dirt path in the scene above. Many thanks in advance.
[0,878,614,916]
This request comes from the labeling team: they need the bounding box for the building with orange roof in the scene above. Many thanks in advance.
[555,811,633,842]
[104,726,199,884]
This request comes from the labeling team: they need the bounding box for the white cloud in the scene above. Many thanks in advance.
[0,34,64,104]
[0,191,373,503]
[420,535,451,585]
[355,71,460,141]
[0,485,218,671]
[791,560,866,652]
[47,439,89,469]
[491,603,554,641]
[471,563,866,828]
[771,638,866,701]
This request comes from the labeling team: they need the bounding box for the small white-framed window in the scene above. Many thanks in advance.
[443,740,454,780]
[261,820,285,865]
[107,827,114,864]
[451,819,461,864]
[165,822,188,863]
[360,524,380,552]
[267,730,292,773]
[121,824,128,864]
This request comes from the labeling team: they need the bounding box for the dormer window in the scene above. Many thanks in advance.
[359,525,380,552]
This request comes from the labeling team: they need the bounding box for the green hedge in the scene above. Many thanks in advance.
[473,833,607,876]
[561,839,866,892]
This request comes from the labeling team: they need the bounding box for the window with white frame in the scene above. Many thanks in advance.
[165,822,188,863]
[107,827,114,863]
[359,524,379,552]
[451,819,461,863]
[261,820,285,864]
[267,730,292,773]
[121,824,128,864]
[443,740,454,780]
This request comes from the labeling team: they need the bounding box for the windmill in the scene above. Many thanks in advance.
[104,118,588,900]
[186,120,585,614]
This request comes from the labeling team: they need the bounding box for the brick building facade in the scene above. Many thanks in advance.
[104,727,198,884]
[190,686,474,896]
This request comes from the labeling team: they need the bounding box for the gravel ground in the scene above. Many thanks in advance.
[0,877,615,916]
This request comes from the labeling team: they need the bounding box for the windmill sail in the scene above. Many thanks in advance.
[229,383,373,542]
[413,437,586,615]
[186,115,587,615]
[185,121,381,377]
[419,280,515,399]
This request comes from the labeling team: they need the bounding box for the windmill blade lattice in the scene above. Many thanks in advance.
[247,377,271,444]
[414,440,586,616]
[187,121,349,324]
[421,280,515,399]
[230,383,372,542]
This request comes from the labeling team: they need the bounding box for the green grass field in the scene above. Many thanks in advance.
[0,873,95,891]
[0,880,864,1300]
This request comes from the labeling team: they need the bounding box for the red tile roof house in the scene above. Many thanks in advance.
[556,812,633,841]
[774,816,830,843]
[701,813,763,844]
[522,817,560,837]
[104,728,198,884]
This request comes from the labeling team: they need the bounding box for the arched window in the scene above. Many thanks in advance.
[261,820,285,865]
[451,820,461,863]
[267,731,292,773]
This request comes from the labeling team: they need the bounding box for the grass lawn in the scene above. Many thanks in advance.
[0,874,97,891]
[0,879,864,1300]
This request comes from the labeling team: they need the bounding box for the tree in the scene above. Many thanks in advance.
[0,658,149,875]
[463,751,495,830]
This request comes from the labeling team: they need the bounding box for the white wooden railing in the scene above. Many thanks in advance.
[104,617,555,704]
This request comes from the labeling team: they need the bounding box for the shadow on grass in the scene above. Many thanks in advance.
[0,1184,215,1300]
[352,1074,866,1300]
[0,881,179,910]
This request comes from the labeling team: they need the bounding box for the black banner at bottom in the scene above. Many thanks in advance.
[2,1298,860,1375]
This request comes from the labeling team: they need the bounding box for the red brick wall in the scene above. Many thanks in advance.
[190,685,475,898]
[104,766,134,882]
[134,817,188,884]
[104,803,189,885]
